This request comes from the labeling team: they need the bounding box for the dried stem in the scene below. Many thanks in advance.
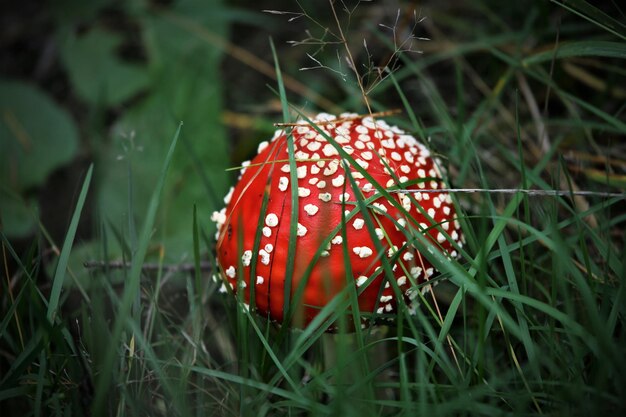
[329,0,373,114]
[273,109,401,127]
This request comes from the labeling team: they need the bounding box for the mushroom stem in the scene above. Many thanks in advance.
[319,328,396,405]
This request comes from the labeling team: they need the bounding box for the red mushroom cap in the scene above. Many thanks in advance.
[212,113,464,329]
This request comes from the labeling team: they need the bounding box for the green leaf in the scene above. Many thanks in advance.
[0,80,79,190]
[0,80,79,238]
[59,28,150,106]
[0,190,37,238]
[47,164,93,322]
[96,7,230,262]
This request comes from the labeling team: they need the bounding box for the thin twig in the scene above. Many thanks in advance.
[391,188,625,198]
[329,0,373,114]
[273,109,401,127]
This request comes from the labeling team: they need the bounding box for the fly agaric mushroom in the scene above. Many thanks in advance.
[212,113,463,329]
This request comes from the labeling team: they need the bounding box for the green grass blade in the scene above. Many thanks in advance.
[91,123,182,416]
[46,164,93,323]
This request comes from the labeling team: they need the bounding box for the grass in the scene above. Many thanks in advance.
[1,0,625,416]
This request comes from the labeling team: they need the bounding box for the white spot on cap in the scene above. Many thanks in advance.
[335,134,350,145]
[373,203,388,213]
[298,187,311,197]
[397,276,407,286]
[353,218,365,230]
[411,266,422,277]
[400,165,410,174]
[355,125,369,134]
[402,251,414,261]
[380,295,392,303]
[281,164,290,173]
[322,143,339,157]
[318,192,331,202]
[323,160,339,176]
[307,141,322,152]
[375,228,384,240]
[355,159,369,169]
[316,180,327,189]
[226,266,236,278]
[400,194,412,212]
[279,176,289,192]
[257,141,269,153]
[332,175,345,187]
[310,165,321,175]
[390,152,402,161]
[223,187,234,205]
[297,223,308,236]
[332,236,343,245]
[295,150,310,160]
[362,183,373,192]
[297,166,307,179]
[336,126,350,135]
[264,243,274,253]
[353,246,373,258]
[259,249,270,265]
[256,276,264,285]
[428,208,436,218]
[339,192,351,202]
[320,250,330,257]
[211,208,226,226]
[443,206,451,215]
[265,213,279,227]
[242,250,252,266]
[356,276,368,287]
[381,138,395,149]
[304,204,319,216]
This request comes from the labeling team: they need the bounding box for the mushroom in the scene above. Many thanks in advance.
[212,113,464,329]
